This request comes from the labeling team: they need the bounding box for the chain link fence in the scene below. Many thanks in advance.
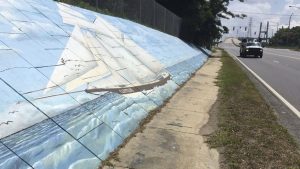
[58,0,181,37]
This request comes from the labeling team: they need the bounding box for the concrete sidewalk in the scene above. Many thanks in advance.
[103,56,222,169]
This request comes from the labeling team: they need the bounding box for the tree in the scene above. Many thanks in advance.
[156,0,245,48]
[270,27,300,48]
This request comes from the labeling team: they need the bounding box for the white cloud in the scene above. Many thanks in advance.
[0,102,46,139]
[0,99,78,139]
[222,0,300,39]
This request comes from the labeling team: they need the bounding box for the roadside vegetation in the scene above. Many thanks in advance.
[53,0,111,14]
[208,49,300,169]
[156,0,246,48]
[269,26,300,51]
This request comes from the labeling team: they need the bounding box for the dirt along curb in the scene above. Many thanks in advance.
[102,53,222,169]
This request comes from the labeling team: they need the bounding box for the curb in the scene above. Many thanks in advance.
[231,38,240,47]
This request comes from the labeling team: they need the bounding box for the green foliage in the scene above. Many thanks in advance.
[54,0,100,13]
[270,27,300,48]
[156,0,245,48]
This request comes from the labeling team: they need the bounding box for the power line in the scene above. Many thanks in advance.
[231,10,300,17]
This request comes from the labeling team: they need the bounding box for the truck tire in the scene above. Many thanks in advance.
[240,52,244,57]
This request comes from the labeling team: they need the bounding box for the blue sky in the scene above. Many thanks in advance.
[222,0,300,39]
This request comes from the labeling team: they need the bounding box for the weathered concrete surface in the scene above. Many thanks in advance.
[103,56,222,169]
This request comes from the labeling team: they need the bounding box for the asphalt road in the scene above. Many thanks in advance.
[220,43,300,112]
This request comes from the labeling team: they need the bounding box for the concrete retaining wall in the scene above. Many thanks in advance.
[0,0,208,168]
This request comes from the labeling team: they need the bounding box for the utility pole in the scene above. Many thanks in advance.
[95,0,98,11]
[266,21,269,43]
[258,22,262,39]
[289,13,293,29]
[247,17,253,38]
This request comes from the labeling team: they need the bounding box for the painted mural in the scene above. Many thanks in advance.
[0,0,208,168]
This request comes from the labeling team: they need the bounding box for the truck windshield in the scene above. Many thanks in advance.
[246,42,261,46]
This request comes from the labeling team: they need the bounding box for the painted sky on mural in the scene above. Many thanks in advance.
[0,0,200,139]
[0,0,208,168]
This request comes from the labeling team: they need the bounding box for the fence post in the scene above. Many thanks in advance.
[95,0,97,11]
[139,0,142,23]
[98,0,101,11]
[164,8,166,32]
[172,14,175,36]
[178,17,182,37]
[122,0,124,18]
[176,17,178,37]
[176,17,179,37]
[153,0,156,27]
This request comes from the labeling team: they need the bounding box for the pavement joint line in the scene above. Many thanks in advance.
[164,107,205,113]
[226,50,300,119]
[179,87,217,91]
[148,126,200,136]
[109,165,131,169]
[264,48,300,57]
[181,86,208,90]
[170,96,209,100]
[166,123,193,128]
[171,94,215,100]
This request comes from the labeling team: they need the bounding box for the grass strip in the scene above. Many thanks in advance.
[208,49,300,169]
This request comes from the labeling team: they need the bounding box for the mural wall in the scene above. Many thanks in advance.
[0,0,209,168]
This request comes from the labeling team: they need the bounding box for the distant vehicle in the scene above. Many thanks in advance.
[240,42,263,58]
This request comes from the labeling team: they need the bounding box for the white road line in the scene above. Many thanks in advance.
[226,50,300,119]
[264,51,300,60]
[265,48,300,56]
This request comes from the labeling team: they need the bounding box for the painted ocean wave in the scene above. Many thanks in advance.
[0,59,206,169]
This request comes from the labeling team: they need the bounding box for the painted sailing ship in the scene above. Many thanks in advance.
[40,12,170,99]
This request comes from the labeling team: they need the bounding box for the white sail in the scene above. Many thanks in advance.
[44,7,169,95]
[45,26,110,93]
[94,16,164,72]
[94,17,163,83]
[64,31,115,91]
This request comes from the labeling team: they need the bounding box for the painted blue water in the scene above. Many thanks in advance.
[0,59,207,169]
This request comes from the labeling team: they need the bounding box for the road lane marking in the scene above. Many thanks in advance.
[273,60,280,64]
[264,51,300,60]
[225,50,300,119]
[264,48,300,56]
